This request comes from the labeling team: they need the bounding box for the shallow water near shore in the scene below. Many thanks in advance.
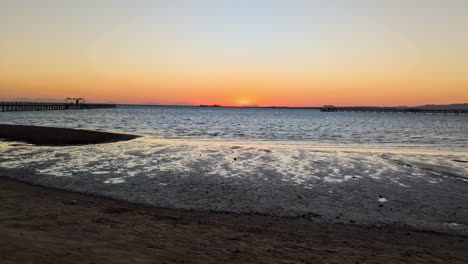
[1,106,467,152]
[0,106,467,234]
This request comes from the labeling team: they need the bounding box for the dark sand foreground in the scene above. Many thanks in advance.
[1,177,466,264]
[0,124,139,146]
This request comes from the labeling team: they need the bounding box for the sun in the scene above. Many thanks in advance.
[235,98,252,106]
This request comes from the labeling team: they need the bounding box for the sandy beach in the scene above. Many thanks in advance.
[0,124,467,263]
[1,176,467,264]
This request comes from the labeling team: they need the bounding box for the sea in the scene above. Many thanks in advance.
[1,106,467,234]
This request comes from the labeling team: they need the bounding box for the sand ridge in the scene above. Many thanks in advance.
[0,124,139,146]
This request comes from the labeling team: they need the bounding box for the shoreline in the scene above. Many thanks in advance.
[1,176,467,263]
[0,125,466,236]
[0,124,467,262]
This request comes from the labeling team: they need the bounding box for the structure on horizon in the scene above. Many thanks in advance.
[321,105,337,112]
[65,98,86,105]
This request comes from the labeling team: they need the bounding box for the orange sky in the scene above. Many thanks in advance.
[1,1,467,106]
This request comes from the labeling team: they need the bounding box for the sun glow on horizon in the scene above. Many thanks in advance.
[234,97,254,106]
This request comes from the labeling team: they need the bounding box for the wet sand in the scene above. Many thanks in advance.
[0,124,467,263]
[0,124,139,146]
[0,176,467,264]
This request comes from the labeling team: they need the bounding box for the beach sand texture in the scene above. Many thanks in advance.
[1,177,467,264]
[0,124,467,263]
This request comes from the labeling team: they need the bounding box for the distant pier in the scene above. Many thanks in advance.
[200,104,221,107]
[321,105,468,115]
[0,102,116,112]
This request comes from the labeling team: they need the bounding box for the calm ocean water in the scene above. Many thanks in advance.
[1,106,467,233]
[1,105,467,152]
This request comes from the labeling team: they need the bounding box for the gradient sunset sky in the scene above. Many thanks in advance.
[1,0,467,106]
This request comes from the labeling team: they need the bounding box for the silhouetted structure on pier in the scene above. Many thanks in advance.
[321,105,467,115]
[65,97,86,105]
[0,101,116,112]
[321,105,337,112]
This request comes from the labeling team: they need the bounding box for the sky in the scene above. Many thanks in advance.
[1,0,467,106]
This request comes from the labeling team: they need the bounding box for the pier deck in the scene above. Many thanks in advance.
[321,106,468,115]
[0,102,116,112]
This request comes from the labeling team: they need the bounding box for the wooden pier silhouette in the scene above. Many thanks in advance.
[0,101,116,112]
[321,105,468,115]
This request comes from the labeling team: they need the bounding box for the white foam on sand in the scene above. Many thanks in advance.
[103,177,126,184]
[0,140,466,187]
[0,140,467,234]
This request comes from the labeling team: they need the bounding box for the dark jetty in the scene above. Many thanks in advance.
[0,124,139,146]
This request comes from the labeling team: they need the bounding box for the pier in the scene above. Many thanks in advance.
[321,106,468,115]
[0,102,116,112]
